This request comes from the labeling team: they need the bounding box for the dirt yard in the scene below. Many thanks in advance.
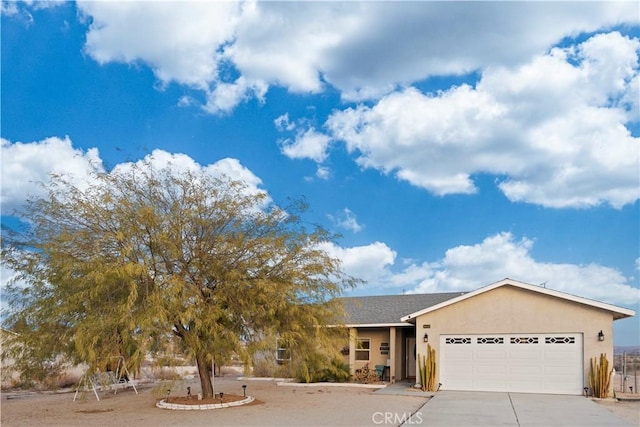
[593,398,640,426]
[2,376,639,426]
[1,377,428,427]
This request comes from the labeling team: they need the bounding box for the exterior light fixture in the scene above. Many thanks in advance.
[598,330,605,341]
[423,333,429,343]
[242,384,247,396]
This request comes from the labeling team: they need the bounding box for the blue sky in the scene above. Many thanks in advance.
[1,1,639,345]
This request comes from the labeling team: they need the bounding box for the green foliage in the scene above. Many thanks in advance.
[296,354,351,383]
[589,353,613,398]
[418,344,437,392]
[2,163,359,397]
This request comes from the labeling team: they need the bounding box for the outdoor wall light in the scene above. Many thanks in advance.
[598,330,605,341]
[423,333,429,343]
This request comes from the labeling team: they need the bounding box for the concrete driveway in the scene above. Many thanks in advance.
[406,391,633,426]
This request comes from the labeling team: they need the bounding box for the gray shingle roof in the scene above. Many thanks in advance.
[340,292,465,325]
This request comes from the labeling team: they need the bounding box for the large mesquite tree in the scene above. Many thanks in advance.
[2,164,356,397]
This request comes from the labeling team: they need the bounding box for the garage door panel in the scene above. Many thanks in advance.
[446,352,474,361]
[510,381,542,393]
[544,366,575,375]
[509,350,542,360]
[476,350,507,360]
[509,365,541,375]
[440,334,583,395]
[477,365,508,376]
[476,380,508,392]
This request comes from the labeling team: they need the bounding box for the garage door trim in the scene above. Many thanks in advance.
[439,333,583,395]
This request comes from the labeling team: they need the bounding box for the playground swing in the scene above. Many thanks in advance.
[73,356,138,401]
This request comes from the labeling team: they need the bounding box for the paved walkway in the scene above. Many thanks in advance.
[374,381,435,398]
[405,391,633,426]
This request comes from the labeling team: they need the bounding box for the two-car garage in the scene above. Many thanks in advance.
[439,333,583,395]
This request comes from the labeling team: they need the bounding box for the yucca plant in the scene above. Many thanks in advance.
[588,353,613,398]
[418,344,437,392]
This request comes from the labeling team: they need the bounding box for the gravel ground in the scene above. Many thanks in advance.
[593,397,640,426]
[3,377,638,427]
[1,377,428,427]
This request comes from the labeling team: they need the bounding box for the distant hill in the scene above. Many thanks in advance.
[614,346,640,354]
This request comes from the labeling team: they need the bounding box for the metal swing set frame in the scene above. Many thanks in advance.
[73,356,138,401]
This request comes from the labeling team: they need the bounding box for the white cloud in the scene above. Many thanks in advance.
[66,1,638,112]
[279,128,331,163]
[410,232,640,307]
[318,241,396,286]
[325,32,640,208]
[1,1,21,16]
[177,95,196,108]
[78,1,241,90]
[203,77,268,115]
[316,166,330,180]
[1,0,63,21]
[333,232,639,307]
[1,138,269,214]
[1,136,104,214]
[109,150,270,204]
[328,208,363,233]
[274,114,295,132]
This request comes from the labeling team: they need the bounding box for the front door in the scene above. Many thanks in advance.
[406,337,416,378]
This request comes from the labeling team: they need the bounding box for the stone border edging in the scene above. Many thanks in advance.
[276,381,386,389]
[237,376,294,382]
[156,395,254,410]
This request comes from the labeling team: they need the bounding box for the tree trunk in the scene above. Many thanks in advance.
[196,351,214,398]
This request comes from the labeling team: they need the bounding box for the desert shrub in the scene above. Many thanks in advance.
[252,352,277,377]
[151,380,183,398]
[316,357,351,383]
[56,372,82,389]
[141,366,181,381]
[295,355,351,383]
[251,350,294,378]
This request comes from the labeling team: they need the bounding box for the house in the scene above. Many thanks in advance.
[340,278,635,395]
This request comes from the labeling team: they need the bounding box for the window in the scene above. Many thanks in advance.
[445,337,471,344]
[510,337,539,344]
[545,336,575,344]
[477,337,504,344]
[276,339,291,364]
[355,338,370,361]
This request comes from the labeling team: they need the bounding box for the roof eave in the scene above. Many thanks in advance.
[344,322,412,328]
[400,278,637,322]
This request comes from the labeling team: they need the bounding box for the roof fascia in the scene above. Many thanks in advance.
[400,278,636,322]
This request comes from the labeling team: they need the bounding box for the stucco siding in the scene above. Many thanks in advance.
[352,328,391,372]
[414,285,615,392]
[393,329,404,380]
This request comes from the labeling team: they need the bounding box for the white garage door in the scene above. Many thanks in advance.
[440,334,583,394]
